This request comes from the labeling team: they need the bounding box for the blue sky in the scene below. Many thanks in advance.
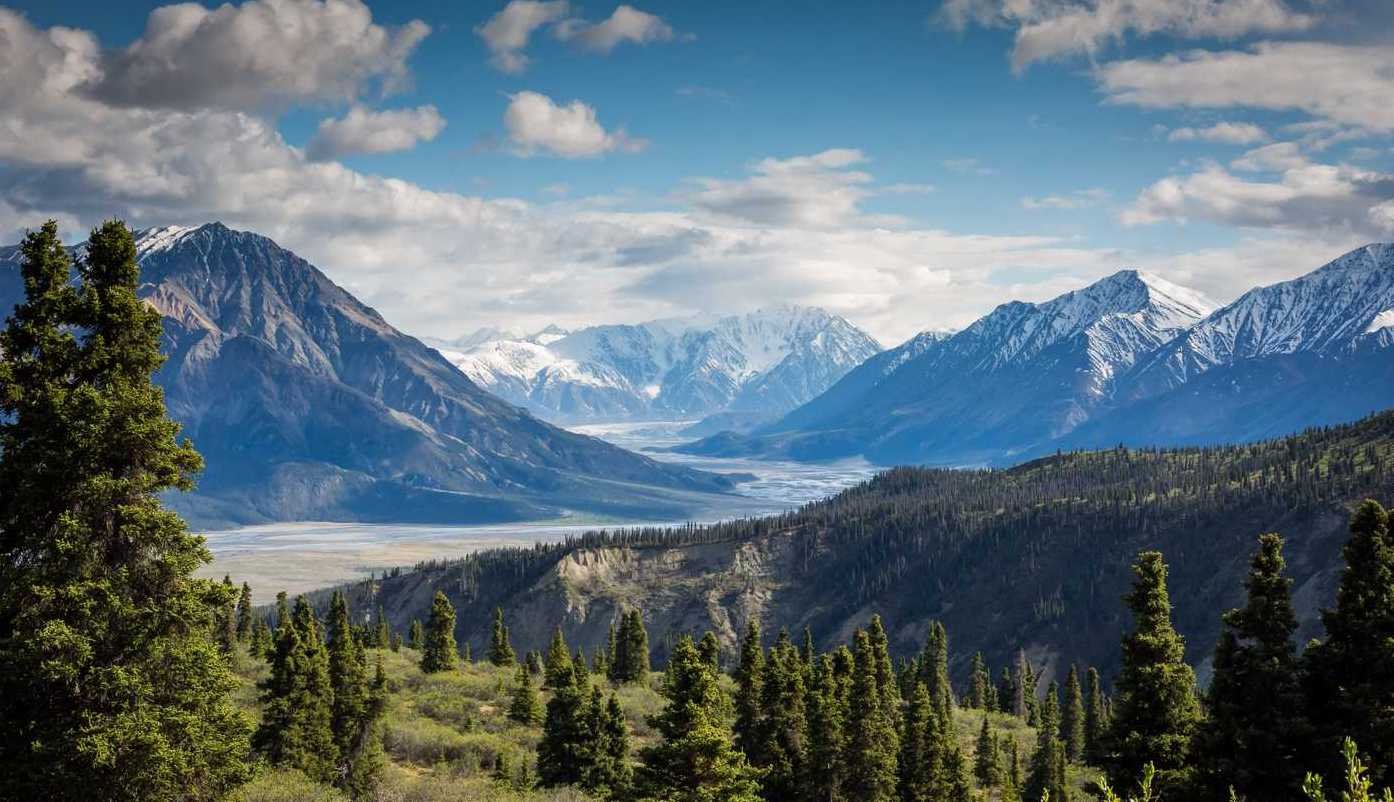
[2,0,1392,341]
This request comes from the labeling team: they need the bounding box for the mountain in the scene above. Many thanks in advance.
[332,409,1394,686]
[682,269,1215,464]
[0,223,734,528]
[437,307,882,425]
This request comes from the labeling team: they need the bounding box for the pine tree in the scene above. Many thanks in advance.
[734,620,765,761]
[1191,533,1305,800]
[1062,664,1086,763]
[755,631,807,801]
[255,596,337,784]
[488,606,516,666]
[612,610,650,684]
[846,629,899,802]
[975,715,1001,788]
[538,664,593,787]
[1305,501,1394,787]
[700,630,722,672]
[544,626,573,689]
[637,636,761,802]
[1026,682,1069,802]
[236,582,255,642]
[582,686,632,798]
[806,653,848,802]
[917,620,953,715]
[1104,550,1200,794]
[0,221,250,802]
[509,664,543,725]
[373,605,389,650]
[327,593,385,797]
[898,682,940,802]
[867,615,902,724]
[408,618,423,650]
[420,591,458,674]
[1084,667,1105,764]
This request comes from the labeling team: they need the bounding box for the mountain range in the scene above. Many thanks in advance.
[0,223,735,529]
[680,244,1394,465]
[430,307,881,427]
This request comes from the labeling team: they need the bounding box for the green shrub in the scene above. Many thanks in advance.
[228,769,348,802]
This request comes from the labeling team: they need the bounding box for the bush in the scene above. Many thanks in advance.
[228,769,348,802]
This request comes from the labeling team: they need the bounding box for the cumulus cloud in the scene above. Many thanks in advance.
[306,105,445,161]
[1021,188,1110,210]
[1167,122,1269,145]
[938,0,1312,73]
[1096,42,1394,132]
[91,0,429,111]
[1121,152,1394,236]
[475,0,571,74]
[502,91,645,158]
[684,149,880,228]
[554,4,675,52]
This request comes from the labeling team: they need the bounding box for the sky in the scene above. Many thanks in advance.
[2,0,1393,344]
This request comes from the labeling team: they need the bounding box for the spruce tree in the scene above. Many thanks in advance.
[968,652,990,709]
[1013,651,1030,719]
[236,582,255,642]
[867,615,902,723]
[217,574,239,653]
[917,620,953,715]
[755,632,808,801]
[408,618,423,650]
[1062,664,1086,763]
[544,626,573,689]
[734,620,765,761]
[612,610,650,684]
[898,682,941,802]
[1104,550,1200,794]
[638,635,761,802]
[488,606,516,666]
[1026,682,1069,802]
[1305,501,1394,787]
[0,221,250,802]
[998,666,1016,715]
[582,688,632,798]
[1192,533,1304,800]
[1084,667,1105,764]
[806,653,848,802]
[700,630,722,672]
[538,664,593,787]
[974,715,1001,788]
[420,591,458,674]
[373,605,389,650]
[327,593,386,797]
[509,664,544,725]
[846,629,899,802]
[255,596,337,783]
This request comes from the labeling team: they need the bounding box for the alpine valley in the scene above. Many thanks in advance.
[680,244,1394,466]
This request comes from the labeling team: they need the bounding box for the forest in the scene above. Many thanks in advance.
[4,221,1394,802]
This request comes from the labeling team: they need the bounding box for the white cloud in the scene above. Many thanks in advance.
[938,0,1312,73]
[1167,122,1268,145]
[306,105,445,161]
[1096,42,1394,132]
[502,91,645,158]
[554,4,675,52]
[475,0,571,74]
[1121,153,1394,236]
[685,149,878,228]
[1229,142,1306,172]
[92,0,429,110]
[1021,188,1110,210]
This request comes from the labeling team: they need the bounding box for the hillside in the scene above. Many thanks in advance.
[0,223,735,528]
[336,409,1394,689]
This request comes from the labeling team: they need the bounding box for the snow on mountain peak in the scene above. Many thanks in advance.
[134,225,198,256]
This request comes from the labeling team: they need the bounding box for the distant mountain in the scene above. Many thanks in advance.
[683,268,1216,463]
[0,223,734,528]
[436,307,882,424]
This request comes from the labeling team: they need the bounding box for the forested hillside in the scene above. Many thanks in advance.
[345,409,1394,685]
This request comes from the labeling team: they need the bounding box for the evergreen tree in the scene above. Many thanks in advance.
[700,630,722,672]
[373,605,389,650]
[755,631,807,801]
[327,593,386,797]
[0,221,250,802]
[637,635,761,802]
[1193,533,1305,801]
[255,596,337,784]
[420,591,458,674]
[250,615,273,658]
[538,665,592,787]
[917,620,953,715]
[998,666,1016,715]
[1084,667,1105,765]
[806,653,848,802]
[612,610,650,684]
[1104,550,1200,794]
[845,629,899,802]
[974,715,1001,788]
[488,606,515,666]
[1062,664,1086,763]
[801,627,816,668]
[898,682,941,802]
[544,626,573,689]
[734,620,765,762]
[968,652,990,709]
[217,575,239,653]
[868,615,902,723]
[584,688,633,798]
[1013,651,1030,719]
[408,618,423,650]
[1026,682,1069,802]
[1305,501,1394,787]
[509,664,543,726]
[236,582,255,642]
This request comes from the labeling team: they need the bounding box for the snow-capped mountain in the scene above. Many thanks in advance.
[0,223,732,527]
[684,246,1394,465]
[437,307,882,423]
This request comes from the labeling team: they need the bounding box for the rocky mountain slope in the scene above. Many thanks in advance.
[0,223,734,528]
[435,307,881,425]
[337,409,1394,687]
[683,245,1394,465]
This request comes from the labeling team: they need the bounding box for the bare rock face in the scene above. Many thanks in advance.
[0,223,733,528]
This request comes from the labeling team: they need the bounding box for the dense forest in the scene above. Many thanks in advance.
[5,220,1394,802]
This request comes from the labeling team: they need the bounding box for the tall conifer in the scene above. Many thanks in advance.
[734,620,765,761]
[1062,664,1086,763]
[420,591,458,674]
[488,606,515,666]
[846,629,899,802]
